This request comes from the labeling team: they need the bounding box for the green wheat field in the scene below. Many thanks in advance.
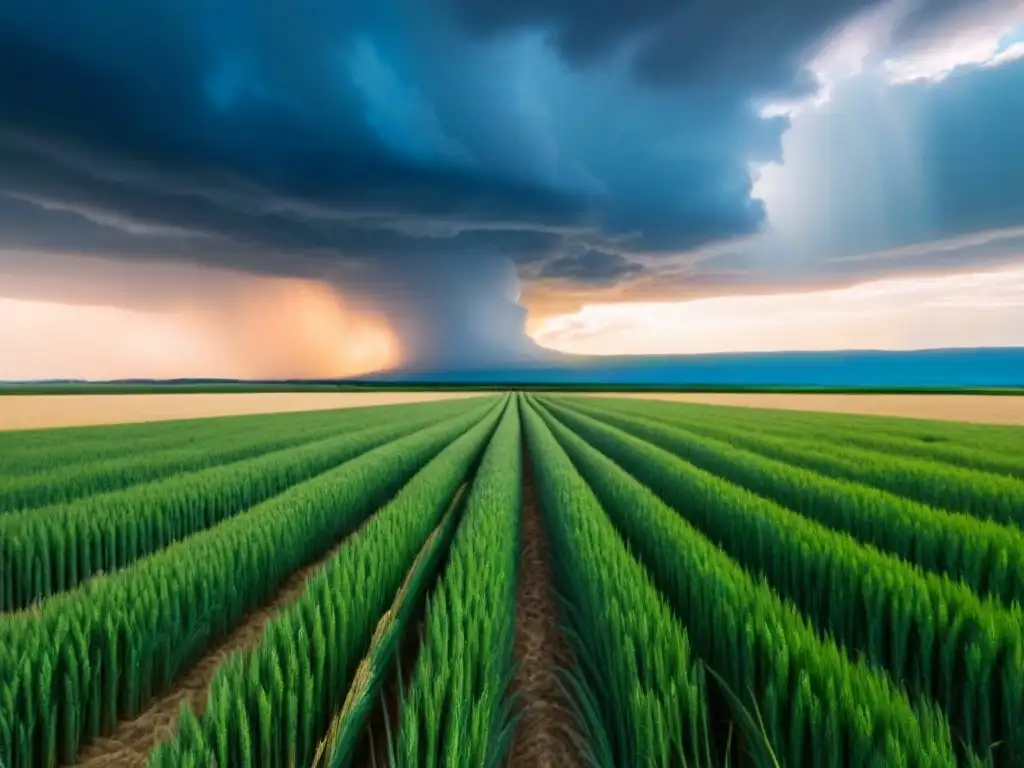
[2,393,1023,767]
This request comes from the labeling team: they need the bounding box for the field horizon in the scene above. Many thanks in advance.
[4,387,1024,431]
[5,345,1024,392]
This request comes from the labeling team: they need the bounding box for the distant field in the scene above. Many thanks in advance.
[0,391,476,430]
[4,393,1024,766]
[599,391,1024,425]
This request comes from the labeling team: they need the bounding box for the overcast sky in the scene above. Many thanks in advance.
[2,0,1023,377]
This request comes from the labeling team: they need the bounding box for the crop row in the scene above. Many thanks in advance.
[539,398,1024,762]
[583,397,1024,454]
[0,397,484,513]
[575,396,1024,530]
[0,398,493,612]
[0,399,503,768]
[604,399,1024,478]
[0,409,265,459]
[523,401,715,766]
[149,398,508,767]
[389,398,523,768]
[0,400,444,476]
[526,397,958,766]
[553,397,1024,608]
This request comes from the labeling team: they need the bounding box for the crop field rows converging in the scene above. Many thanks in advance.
[1,393,1023,766]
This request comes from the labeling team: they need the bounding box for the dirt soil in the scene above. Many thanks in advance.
[587,392,1024,425]
[73,533,357,767]
[0,391,475,431]
[509,449,585,768]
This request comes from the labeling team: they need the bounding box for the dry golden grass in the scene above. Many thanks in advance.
[0,391,476,431]
[589,392,1024,425]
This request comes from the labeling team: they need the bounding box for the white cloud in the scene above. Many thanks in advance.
[881,0,1024,83]
[759,0,1024,117]
[884,28,1024,84]
[756,0,906,117]
[986,40,1024,67]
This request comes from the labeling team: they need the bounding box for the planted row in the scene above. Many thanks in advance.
[386,399,523,768]
[526,398,958,766]
[0,400,383,475]
[598,399,1024,479]
[0,397,480,513]
[0,409,260,461]
[0,396,488,477]
[0,398,490,612]
[553,398,1024,608]
[540,400,1024,762]
[0,399,502,768]
[311,488,468,768]
[320,400,522,768]
[523,401,715,767]
[580,398,1024,530]
[580,395,1024,454]
[149,400,507,767]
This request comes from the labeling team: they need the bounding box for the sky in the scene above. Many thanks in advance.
[1,0,1023,378]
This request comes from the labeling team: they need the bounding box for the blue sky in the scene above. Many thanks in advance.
[1,0,1023,376]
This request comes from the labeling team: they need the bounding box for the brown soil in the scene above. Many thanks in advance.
[0,392,477,431]
[586,392,1024,425]
[72,533,355,767]
[508,449,585,768]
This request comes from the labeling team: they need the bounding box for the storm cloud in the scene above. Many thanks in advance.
[538,250,648,285]
[1,0,1021,367]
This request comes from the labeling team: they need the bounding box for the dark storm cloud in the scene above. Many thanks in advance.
[446,0,1023,96]
[445,0,894,96]
[0,0,794,262]
[0,0,1017,364]
[538,250,648,285]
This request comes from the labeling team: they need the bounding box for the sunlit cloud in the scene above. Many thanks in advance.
[884,27,1024,84]
[756,0,905,118]
[0,267,401,381]
[759,1,1024,120]
[531,262,1024,356]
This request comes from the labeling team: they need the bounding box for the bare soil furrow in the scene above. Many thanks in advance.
[508,447,584,768]
[72,534,355,768]
[315,485,468,768]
